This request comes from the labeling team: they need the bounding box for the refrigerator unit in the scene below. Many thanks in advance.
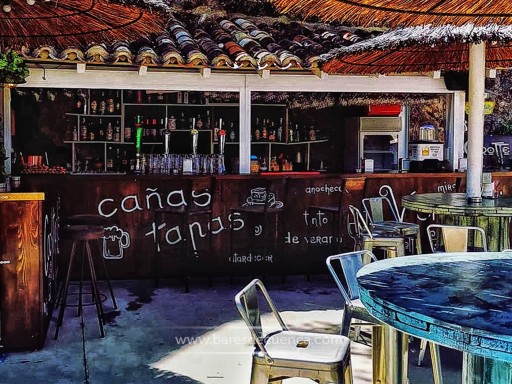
[343,117,406,172]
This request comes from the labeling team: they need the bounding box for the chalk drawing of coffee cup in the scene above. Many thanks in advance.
[250,187,267,204]
[102,225,130,260]
[243,187,284,208]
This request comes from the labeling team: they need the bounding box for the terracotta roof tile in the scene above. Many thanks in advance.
[21,11,381,74]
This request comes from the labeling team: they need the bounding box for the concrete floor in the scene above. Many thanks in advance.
[0,275,462,384]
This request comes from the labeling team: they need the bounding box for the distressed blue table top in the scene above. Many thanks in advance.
[402,192,512,216]
[357,252,512,362]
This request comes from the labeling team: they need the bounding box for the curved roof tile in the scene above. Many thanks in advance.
[20,11,380,73]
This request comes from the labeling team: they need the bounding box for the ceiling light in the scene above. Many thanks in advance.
[26,0,35,5]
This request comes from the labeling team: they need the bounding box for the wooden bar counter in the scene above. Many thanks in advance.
[20,171,480,281]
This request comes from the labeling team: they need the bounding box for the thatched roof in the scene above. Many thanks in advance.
[321,24,512,74]
[0,0,166,49]
[269,0,512,28]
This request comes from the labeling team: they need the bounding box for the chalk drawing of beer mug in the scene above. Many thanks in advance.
[102,225,130,260]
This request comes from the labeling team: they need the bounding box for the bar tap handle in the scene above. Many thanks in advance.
[219,127,226,155]
[191,128,199,155]
[163,128,171,155]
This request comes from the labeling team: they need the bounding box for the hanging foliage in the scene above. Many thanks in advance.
[0,50,29,86]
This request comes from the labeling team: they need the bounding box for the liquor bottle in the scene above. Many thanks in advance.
[288,124,294,143]
[90,96,98,115]
[156,92,165,103]
[168,115,176,130]
[107,91,115,114]
[213,119,219,142]
[260,156,268,172]
[124,124,132,142]
[205,110,211,129]
[195,115,203,129]
[72,124,79,141]
[114,148,121,172]
[80,118,88,141]
[99,91,107,115]
[75,91,84,113]
[277,118,283,142]
[229,122,236,142]
[97,119,106,141]
[113,120,121,142]
[115,90,121,114]
[183,91,189,104]
[106,122,113,141]
[106,145,114,172]
[262,119,268,141]
[179,112,186,129]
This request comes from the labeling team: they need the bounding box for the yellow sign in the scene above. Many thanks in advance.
[465,101,495,115]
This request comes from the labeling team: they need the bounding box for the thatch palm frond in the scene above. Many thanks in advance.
[270,0,512,27]
[321,24,512,74]
[0,0,167,49]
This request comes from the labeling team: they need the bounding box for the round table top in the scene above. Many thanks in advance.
[357,252,512,363]
[402,192,512,216]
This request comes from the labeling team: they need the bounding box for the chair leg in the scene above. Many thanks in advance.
[250,363,270,384]
[429,342,444,384]
[340,309,353,337]
[418,338,428,366]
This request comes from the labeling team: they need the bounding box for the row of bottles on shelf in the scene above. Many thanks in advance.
[250,153,295,173]
[70,118,122,142]
[74,90,122,115]
[252,117,322,143]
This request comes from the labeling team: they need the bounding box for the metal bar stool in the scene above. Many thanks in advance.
[64,214,117,309]
[54,225,106,340]
[348,205,406,258]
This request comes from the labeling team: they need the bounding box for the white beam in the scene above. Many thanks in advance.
[22,68,450,94]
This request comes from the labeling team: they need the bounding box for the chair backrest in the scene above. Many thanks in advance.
[326,251,377,305]
[427,224,488,253]
[235,279,288,358]
[348,204,374,240]
[362,196,399,225]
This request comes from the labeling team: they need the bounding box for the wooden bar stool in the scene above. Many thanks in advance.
[54,225,106,340]
[64,214,117,309]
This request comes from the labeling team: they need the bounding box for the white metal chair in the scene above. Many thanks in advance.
[362,188,422,255]
[348,204,405,258]
[235,278,353,384]
[427,224,488,253]
[326,251,443,384]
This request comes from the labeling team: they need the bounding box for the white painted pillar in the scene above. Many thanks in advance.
[466,42,486,203]
[238,81,251,174]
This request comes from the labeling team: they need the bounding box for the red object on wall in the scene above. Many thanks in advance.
[367,104,401,116]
